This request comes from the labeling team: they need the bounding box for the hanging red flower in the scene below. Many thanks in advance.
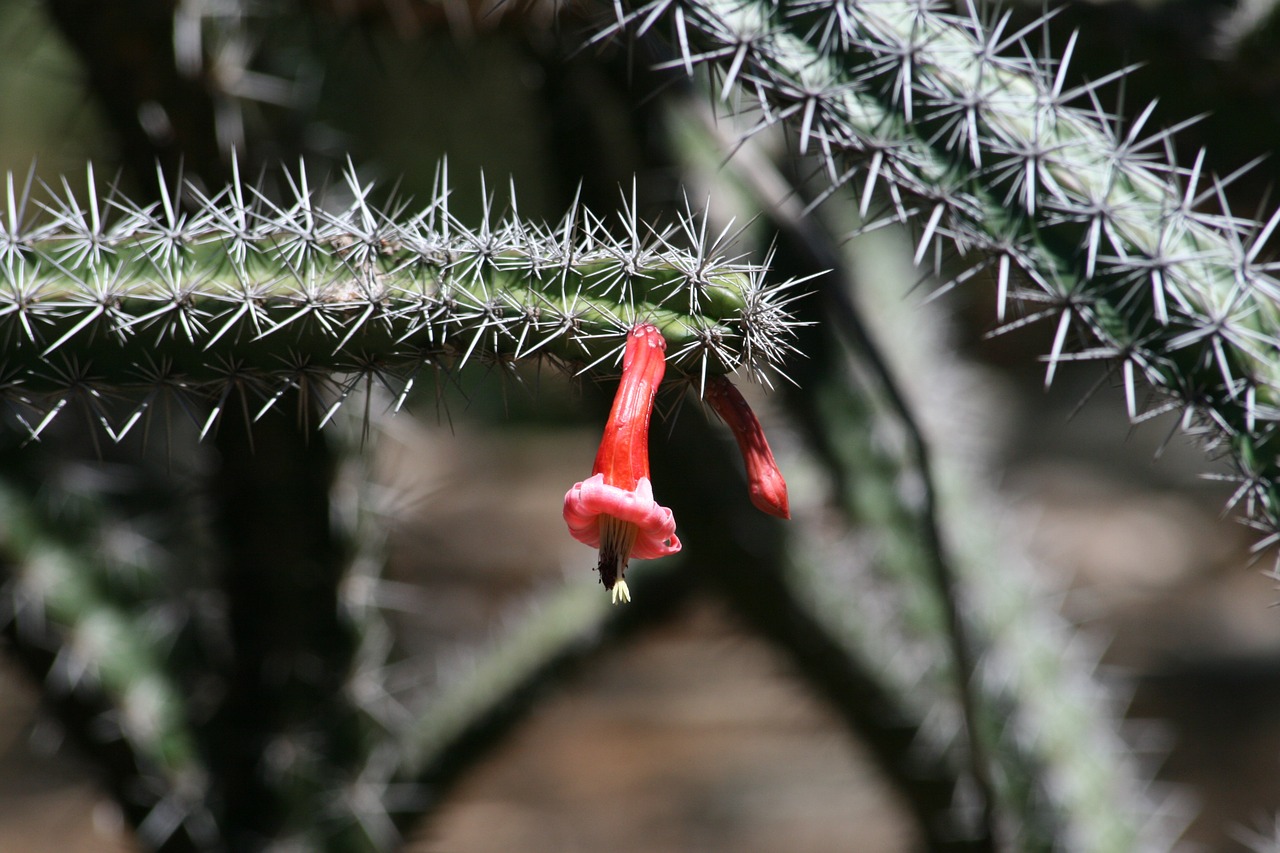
[563,323,681,603]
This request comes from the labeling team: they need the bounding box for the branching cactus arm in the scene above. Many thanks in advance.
[603,0,1280,540]
[0,162,804,440]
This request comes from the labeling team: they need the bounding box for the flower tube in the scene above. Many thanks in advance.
[563,324,681,603]
[705,375,790,519]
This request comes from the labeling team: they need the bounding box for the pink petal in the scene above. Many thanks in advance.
[562,474,681,558]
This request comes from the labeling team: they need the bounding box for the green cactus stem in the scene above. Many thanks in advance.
[0,163,803,440]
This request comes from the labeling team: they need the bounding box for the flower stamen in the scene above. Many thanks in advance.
[597,514,640,594]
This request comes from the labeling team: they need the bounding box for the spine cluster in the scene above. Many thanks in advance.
[0,163,802,440]
[604,0,1280,537]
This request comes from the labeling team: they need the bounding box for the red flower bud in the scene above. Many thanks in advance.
[705,375,790,519]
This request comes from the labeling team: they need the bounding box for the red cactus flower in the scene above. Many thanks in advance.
[705,375,790,519]
[563,323,681,603]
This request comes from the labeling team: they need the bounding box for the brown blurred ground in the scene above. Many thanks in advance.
[1,393,1279,852]
[0,422,921,853]
[409,599,919,852]
[0,654,135,853]
[0,594,920,853]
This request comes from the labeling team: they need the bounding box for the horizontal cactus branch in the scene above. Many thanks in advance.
[603,0,1280,536]
[0,163,803,439]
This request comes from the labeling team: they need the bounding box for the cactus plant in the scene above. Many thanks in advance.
[0,0,1275,850]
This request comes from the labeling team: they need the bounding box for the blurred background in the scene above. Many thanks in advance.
[2,0,1280,850]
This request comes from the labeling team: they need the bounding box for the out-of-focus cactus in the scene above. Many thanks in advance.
[0,441,219,848]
